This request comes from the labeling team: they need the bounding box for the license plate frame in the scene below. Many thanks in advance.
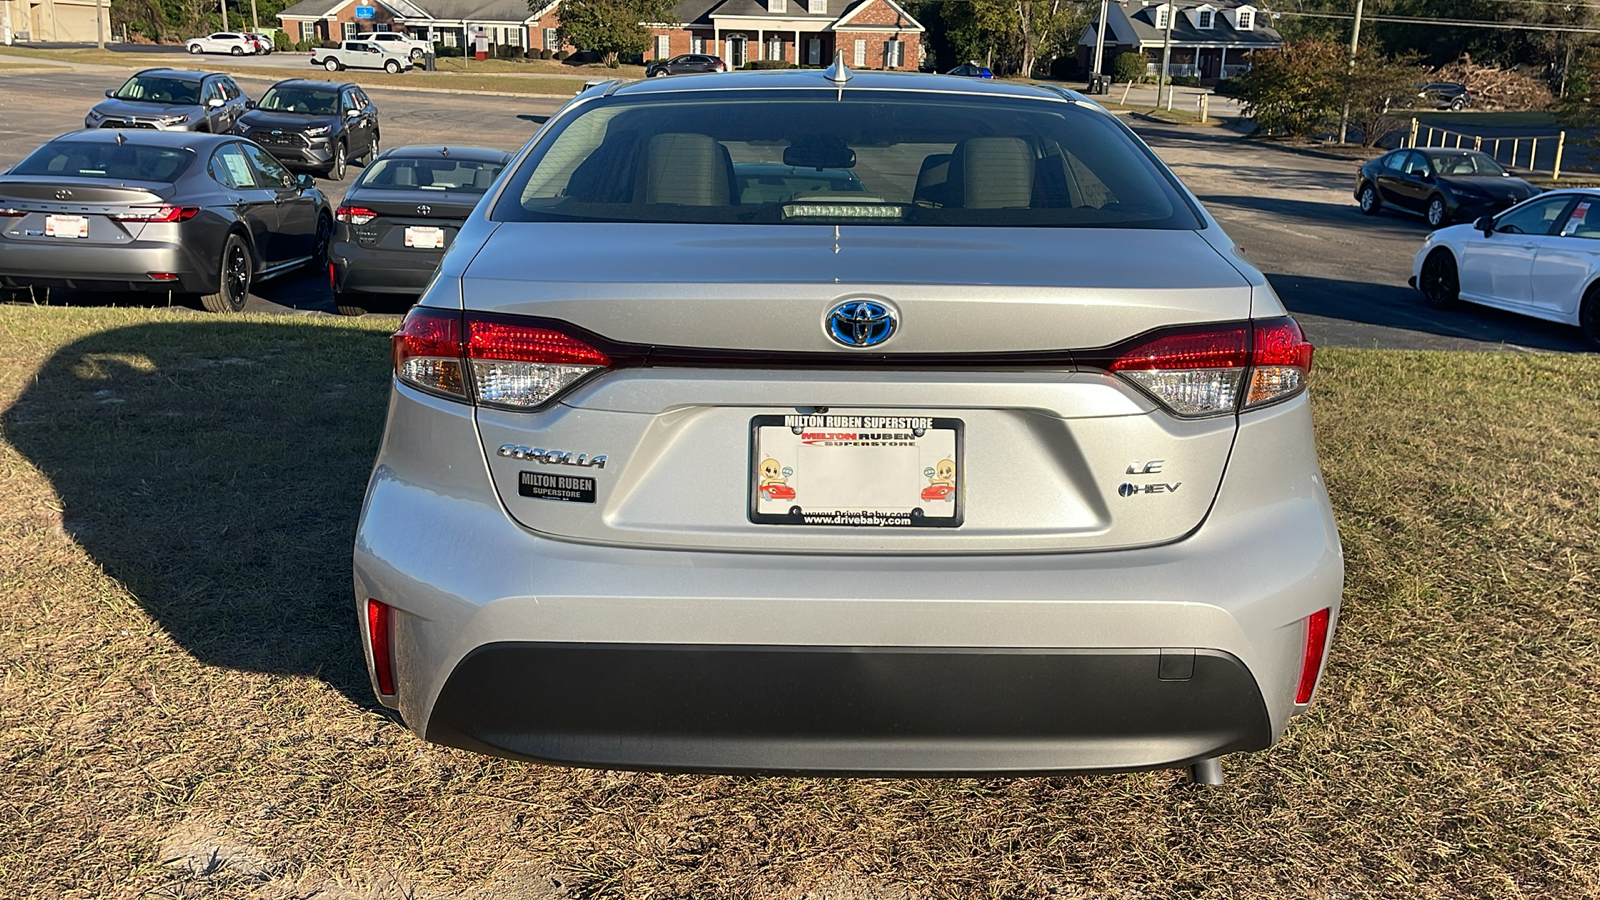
[44,215,89,239]
[748,414,963,528]
[403,225,445,249]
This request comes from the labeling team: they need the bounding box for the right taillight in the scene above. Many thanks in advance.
[1296,607,1331,704]
[335,204,376,225]
[1105,317,1313,417]
[390,308,613,410]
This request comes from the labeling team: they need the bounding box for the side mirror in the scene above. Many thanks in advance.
[282,173,296,189]
[1419,171,1434,182]
[346,108,361,118]
[244,99,256,109]
[298,173,317,189]
[1475,216,1496,236]
[208,98,224,108]
[104,88,115,98]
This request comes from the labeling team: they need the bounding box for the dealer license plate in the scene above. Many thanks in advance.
[749,414,962,527]
[404,226,444,249]
[45,215,88,238]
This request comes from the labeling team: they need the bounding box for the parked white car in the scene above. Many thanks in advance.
[186,32,259,55]
[1413,188,1600,347]
[311,40,413,73]
[354,31,432,61]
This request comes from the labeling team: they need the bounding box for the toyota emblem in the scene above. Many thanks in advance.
[416,205,431,216]
[825,299,897,348]
[54,189,72,200]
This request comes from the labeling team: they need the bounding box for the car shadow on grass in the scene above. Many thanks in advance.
[1,318,395,706]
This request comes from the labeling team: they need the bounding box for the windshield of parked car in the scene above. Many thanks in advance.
[112,75,202,105]
[356,157,505,191]
[494,90,1201,228]
[9,141,193,182]
[255,86,340,115]
[1425,152,1507,177]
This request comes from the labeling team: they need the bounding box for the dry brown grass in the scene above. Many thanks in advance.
[0,304,1597,898]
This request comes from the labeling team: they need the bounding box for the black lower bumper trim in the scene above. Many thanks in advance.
[425,643,1273,775]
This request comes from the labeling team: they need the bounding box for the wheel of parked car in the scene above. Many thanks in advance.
[307,215,333,272]
[1420,249,1460,310]
[324,58,341,72]
[1581,287,1600,350]
[231,45,243,55]
[1358,183,1381,216]
[200,233,252,314]
[1450,96,1467,111]
[649,68,663,77]
[366,134,380,163]
[1426,196,1447,229]
[335,291,369,317]
[188,43,202,53]
[329,141,347,180]
[385,59,401,73]
[411,47,424,60]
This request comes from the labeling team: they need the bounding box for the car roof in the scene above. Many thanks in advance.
[51,129,237,149]
[268,78,358,90]
[599,68,1087,103]
[381,145,512,164]
[128,67,214,81]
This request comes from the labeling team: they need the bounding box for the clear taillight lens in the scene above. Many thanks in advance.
[1105,318,1312,417]
[390,309,613,410]
[112,206,200,222]
[467,319,612,409]
[335,204,376,225]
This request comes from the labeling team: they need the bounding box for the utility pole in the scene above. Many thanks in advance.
[96,0,104,48]
[218,0,226,30]
[1338,0,1365,144]
[1091,0,1110,77]
[1158,0,1175,110]
[250,0,258,33]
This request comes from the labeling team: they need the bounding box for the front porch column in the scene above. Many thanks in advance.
[756,27,763,60]
[1218,46,1226,79]
[714,24,720,59]
[794,29,799,63]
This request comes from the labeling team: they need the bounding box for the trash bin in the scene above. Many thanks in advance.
[424,50,435,71]
[1086,74,1105,94]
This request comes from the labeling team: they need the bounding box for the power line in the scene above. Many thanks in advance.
[1273,10,1600,33]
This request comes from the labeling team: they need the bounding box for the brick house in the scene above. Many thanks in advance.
[649,0,923,70]
[278,0,569,53]
[1078,0,1281,82]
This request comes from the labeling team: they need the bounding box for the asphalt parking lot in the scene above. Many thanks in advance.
[0,66,1592,352]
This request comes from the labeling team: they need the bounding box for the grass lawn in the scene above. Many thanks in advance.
[0,304,1597,897]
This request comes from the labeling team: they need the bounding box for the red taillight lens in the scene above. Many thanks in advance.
[113,206,200,222]
[1296,607,1331,704]
[366,598,396,696]
[0,208,24,218]
[1104,317,1312,417]
[335,204,376,225]
[392,307,467,398]
[466,318,612,410]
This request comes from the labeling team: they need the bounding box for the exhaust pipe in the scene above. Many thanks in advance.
[1187,757,1224,786]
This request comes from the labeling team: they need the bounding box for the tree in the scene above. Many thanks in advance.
[1342,49,1425,146]
[1113,50,1145,84]
[965,0,1079,78]
[1233,39,1346,138]
[552,0,675,66]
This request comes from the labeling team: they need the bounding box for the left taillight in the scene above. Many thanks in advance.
[112,206,200,222]
[391,308,613,410]
[1103,317,1313,418]
[1296,607,1331,704]
[366,598,396,696]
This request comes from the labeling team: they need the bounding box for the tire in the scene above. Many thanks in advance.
[188,44,202,54]
[231,46,243,56]
[324,58,341,72]
[1420,249,1460,311]
[328,141,347,180]
[1581,288,1600,350]
[199,233,252,314]
[335,291,369,317]
[1450,96,1466,111]
[1358,183,1381,216]
[385,59,400,73]
[305,214,332,272]
[411,47,424,61]
[365,133,380,163]
[1426,196,1448,229]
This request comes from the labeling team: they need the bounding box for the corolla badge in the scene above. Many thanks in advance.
[54,189,72,200]
[416,205,431,216]
[826,299,896,348]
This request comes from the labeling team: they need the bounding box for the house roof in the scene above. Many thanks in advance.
[672,0,916,29]
[1080,0,1281,49]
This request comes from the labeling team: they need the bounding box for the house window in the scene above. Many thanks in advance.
[299,21,316,41]
[1154,6,1168,28]
[691,35,705,53]
[770,0,786,11]
[1237,9,1254,28]
[768,35,783,60]
[1197,9,1213,28]
[808,37,820,64]
[656,34,670,58]
[808,0,824,12]
[342,22,357,39]
[544,27,558,50]
[443,30,458,47]
[882,39,902,68]
[507,27,521,47]
[372,22,391,32]
[853,38,865,66]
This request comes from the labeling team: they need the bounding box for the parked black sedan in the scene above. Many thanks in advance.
[0,130,332,313]
[1355,148,1540,228]
[329,145,510,315]
[645,53,727,77]
[232,79,380,180]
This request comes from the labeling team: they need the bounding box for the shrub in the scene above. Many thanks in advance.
[272,31,291,51]
[606,57,619,68]
[746,59,793,70]
[436,44,464,57]
[1169,74,1200,87]
[496,43,516,58]
[1113,52,1146,84]
[319,40,339,49]
[1213,77,1240,97]
[541,48,553,59]
[554,50,568,60]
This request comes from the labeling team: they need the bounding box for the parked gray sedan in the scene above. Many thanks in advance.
[0,130,332,313]
[355,65,1343,783]
[84,68,252,133]
[330,145,510,315]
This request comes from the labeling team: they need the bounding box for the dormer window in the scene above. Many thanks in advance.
[1154,4,1169,28]
[808,0,824,12]
[1196,7,1214,28]
[1235,6,1255,29]
[769,0,786,11]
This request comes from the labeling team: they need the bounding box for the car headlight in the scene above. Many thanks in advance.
[86,109,104,121]
[304,125,331,138]
[157,113,191,126]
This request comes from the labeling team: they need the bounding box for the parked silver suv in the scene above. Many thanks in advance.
[354,65,1344,783]
[84,69,252,133]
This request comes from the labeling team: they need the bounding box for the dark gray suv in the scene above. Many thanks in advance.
[84,69,252,133]
[231,79,380,180]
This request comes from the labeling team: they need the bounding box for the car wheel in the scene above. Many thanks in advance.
[648,68,663,77]
[1581,287,1600,350]
[335,291,369,317]
[231,46,243,55]
[325,58,342,72]
[188,44,202,54]
[366,134,380,163]
[1426,196,1448,229]
[306,214,332,272]
[199,233,252,314]
[1450,96,1467,111]
[385,59,400,73]
[1358,183,1381,216]
[411,48,424,60]
[330,141,347,180]
[1420,249,1460,310]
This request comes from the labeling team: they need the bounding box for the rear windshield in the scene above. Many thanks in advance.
[1426,152,1506,177]
[112,75,201,105]
[10,141,193,182]
[355,157,505,192]
[492,90,1201,228]
[256,86,340,115]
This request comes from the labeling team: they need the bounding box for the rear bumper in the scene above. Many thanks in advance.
[332,242,441,294]
[0,239,210,292]
[428,643,1271,774]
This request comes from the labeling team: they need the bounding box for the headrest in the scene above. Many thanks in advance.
[645,133,730,206]
[784,134,855,170]
[958,136,1033,209]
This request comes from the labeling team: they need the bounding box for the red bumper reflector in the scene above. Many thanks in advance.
[1296,608,1330,704]
[367,598,396,696]
[146,273,180,282]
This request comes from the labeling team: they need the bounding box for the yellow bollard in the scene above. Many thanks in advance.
[1554,131,1565,180]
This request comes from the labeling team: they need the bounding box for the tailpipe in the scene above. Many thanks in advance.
[1187,757,1224,786]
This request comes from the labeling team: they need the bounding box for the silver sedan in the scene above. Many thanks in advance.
[354,64,1344,783]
